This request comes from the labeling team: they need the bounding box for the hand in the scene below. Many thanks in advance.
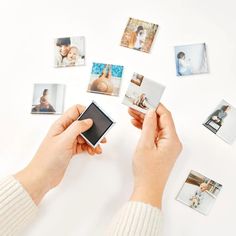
[15,104,107,205]
[212,116,217,121]
[128,104,182,208]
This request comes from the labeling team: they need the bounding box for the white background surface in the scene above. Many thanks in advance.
[0,0,236,235]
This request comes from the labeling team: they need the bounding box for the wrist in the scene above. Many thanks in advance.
[131,184,165,209]
[14,165,51,205]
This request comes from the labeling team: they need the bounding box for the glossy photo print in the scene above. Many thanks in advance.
[122,73,165,113]
[175,43,208,76]
[78,101,115,148]
[87,63,124,96]
[120,18,158,53]
[54,36,85,67]
[203,100,236,144]
[31,84,65,115]
[176,170,222,216]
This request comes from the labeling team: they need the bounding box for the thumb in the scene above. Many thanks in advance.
[63,119,93,140]
[139,109,157,148]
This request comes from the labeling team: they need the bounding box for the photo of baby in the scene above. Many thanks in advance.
[54,36,85,67]
[176,170,222,215]
[203,100,236,144]
[122,73,165,113]
[174,43,208,76]
[31,84,66,114]
[120,18,158,53]
[87,63,124,96]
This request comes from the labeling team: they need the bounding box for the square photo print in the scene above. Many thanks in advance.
[122,73,165,113]
[120,18,158,53]
[176,170,222,216]
[203,100,236,144]
[87,63,124,96]
[78,101,115,148]
[175,43,208,76]
[54,36,85,67]
[31,84,65,114]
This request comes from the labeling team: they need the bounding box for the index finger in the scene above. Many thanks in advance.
[128,108,145,120]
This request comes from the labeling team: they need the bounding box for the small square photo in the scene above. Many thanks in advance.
[176,170,222,215]
[54,36,85,67]
[78,101,115,148]
[203,100,236,144]
[31,84,65,114]
[87,63,124,96]
[120,18,158,53]
[122,73,165,114]
[174,43,208,76]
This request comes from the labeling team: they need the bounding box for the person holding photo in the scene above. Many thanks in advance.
[0,103,182,235]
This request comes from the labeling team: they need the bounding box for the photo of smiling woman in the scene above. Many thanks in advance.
[54,36,85,67]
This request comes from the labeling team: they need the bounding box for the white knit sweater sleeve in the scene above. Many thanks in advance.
[0,176,38,236]
[107,201,162,236]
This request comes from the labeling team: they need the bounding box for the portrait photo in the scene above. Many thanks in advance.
[176,170,222,215]
[54,36,85,67]
[120,17,158,53]
[203,100,236,144]
[31,84,66,114]
[174,43,209,76]
[122,73,165,113]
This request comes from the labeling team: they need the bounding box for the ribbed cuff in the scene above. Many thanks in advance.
[107,201,162,236]
[0,176,38,236]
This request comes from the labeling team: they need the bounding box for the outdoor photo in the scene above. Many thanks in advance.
[54,36,85,67]
[120,17,158,53]
[31,84,65,114]
[87,62,124,96]
[122,73,165,113]
[203,100,236,144]
[176,170,222,215]
[174,43,208,76]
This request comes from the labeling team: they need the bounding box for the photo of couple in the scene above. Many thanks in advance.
[54,36,85,67]
[120,18,158,53]
[31,84,65,114]
[176,170,222,215]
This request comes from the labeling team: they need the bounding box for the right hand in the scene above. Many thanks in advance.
[128,104,182,208]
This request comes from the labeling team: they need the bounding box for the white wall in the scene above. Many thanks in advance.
[0,0,236,236]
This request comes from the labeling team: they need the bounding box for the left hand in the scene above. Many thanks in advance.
[15,104,107,205]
